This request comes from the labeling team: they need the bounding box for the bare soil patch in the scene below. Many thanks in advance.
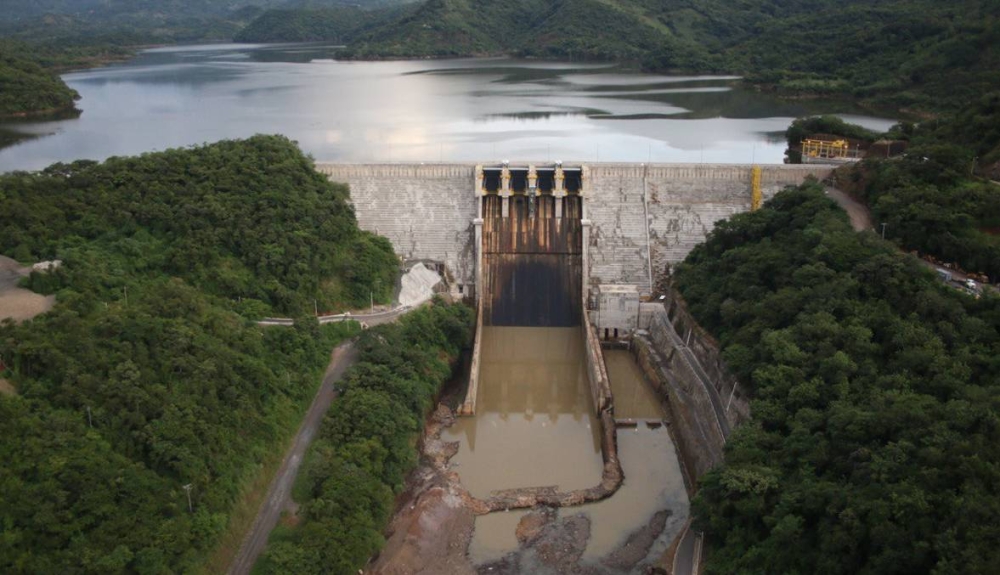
[0,288,55,323]
[0,255,55,323]
[0,379,16,396]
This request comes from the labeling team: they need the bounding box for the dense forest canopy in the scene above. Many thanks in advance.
[676,183,1000,574]
[0,136,404,573]
[0,135,397,316]
[0,40,80,117]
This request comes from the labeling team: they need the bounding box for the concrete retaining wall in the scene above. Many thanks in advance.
[583,314,614,415]
[457,298,483,416]
[633,294,750,484]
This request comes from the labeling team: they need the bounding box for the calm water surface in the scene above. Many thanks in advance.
[0,43,899,172]
[444,326,603,499]
[466,346,687,564]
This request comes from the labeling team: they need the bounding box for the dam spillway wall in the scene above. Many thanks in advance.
[482,195,582,326]
[315,162,833,298]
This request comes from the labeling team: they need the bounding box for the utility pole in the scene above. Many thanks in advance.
[314,299,318,317]
[86,406,92,428]
[880,222,888,239]
[182,484,193,513]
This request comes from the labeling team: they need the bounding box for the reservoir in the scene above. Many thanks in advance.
[0,43,898,172]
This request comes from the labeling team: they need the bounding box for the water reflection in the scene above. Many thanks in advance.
[0,43,898,171]
[443,327,603,499]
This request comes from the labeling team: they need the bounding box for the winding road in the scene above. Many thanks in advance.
[824,186,995,295]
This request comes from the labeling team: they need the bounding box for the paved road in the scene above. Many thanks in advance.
[824,187,872,232]
[672,522,704,575]
[227,342,359,575]
[824,186,996,295]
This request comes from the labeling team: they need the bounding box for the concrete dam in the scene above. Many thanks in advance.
[317,161,833,570]
[315,161,832,307]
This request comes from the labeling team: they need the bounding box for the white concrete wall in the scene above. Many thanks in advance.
[586,164,834,294]
[316,163,477,297]
[315,162,833,297]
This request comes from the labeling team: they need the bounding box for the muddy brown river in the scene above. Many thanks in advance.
[453,334,689,568]
[444,326,604,498]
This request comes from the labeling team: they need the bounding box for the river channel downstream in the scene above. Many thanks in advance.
[372,327,689,574]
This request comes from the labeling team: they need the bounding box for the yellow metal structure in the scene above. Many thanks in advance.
[802,138,850,160]
[751,165,762,211]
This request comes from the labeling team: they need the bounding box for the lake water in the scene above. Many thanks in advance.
[0,43,899,172]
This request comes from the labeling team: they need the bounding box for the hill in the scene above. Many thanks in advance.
[677,183,1000,574]
[732,0,1000,112]
[0,40,80,117]
[0,0,405,48]
[234,6,404,44]
[0,135,398,573]
[240,0,999,112]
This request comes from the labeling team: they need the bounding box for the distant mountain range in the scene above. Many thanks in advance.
[0,1,397,23]
[0,0,996,113]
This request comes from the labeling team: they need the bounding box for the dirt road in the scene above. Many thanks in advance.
[227,341,359,575]
[824,187,872,232]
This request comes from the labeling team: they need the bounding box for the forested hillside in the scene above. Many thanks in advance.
[809,92,1000,281]
[0,41,79,117]
[233,6,401,44]
[0,0,404,50]
[676,184,1000,574]
[732,1,1000,111]
[0,136,400,573]
[1,135,396,315]
[240,0,999,111]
